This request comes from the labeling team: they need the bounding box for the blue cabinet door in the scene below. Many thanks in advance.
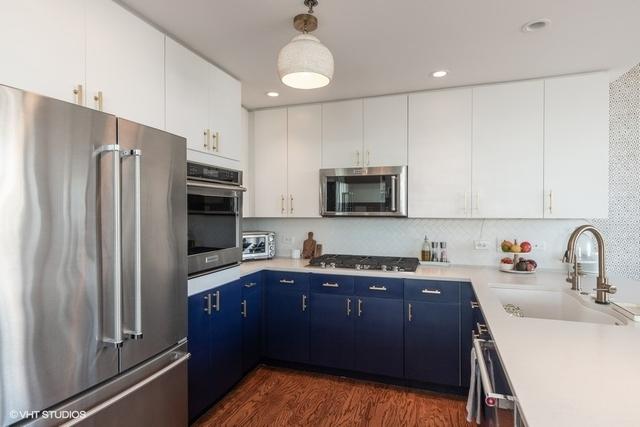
[241,273,263,373]
[405,301,460,386]
[265,285,309,363]
[187,290,213,420]
[354,297,404,378]
[210,280,243,402]
[309,293,354,370]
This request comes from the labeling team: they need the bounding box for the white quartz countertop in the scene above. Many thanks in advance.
[239,258,640,427]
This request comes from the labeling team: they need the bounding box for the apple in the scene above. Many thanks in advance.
[501,257,513,264]
[520,241,532,253]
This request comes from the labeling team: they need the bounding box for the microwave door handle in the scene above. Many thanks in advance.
[122,149,143,339]
[390,175,397,212]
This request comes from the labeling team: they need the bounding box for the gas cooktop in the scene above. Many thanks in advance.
[308,254,420,272]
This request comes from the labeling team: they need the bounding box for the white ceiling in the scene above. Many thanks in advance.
[118,0,640,110]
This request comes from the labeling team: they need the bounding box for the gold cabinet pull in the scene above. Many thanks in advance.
[203,129,210,150]
[366,150,370,166]
[93,91,103,111]
[213,132,220,152]
[73,84,84,106]
[548,190,553,214]
[290,195,294,214]
[281,195,285,215]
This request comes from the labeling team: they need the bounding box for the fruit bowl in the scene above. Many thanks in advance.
[500,239,533,254]
[499,262,514,271]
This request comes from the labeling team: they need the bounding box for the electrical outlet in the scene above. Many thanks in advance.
[282,236,294,245]
[474,240,490,250]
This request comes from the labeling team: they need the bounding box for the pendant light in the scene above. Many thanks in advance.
[277,0,334,89]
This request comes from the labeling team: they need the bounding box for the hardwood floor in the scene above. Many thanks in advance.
[195,365,471,427]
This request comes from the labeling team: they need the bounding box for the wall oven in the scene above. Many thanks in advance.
[187,162,245,276]
[320,166,408,217]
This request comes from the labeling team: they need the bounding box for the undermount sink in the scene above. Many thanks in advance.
[490,284,627,326]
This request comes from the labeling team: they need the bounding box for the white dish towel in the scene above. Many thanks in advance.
[466,347,483,424]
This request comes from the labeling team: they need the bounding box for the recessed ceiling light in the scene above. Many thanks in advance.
[266,91,280,97]
[522,18,551,33]
[431,70,448,78]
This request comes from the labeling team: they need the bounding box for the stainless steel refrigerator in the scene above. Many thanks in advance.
[0,84,189,426]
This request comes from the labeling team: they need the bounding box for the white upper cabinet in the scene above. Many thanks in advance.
[166,37,241,162]
[288,105,322,218]
[322,99,364,168]
[408,89,472,218]
[544,72,609,218]
[86,0,165,129]
[472,80,544,218]
[0,0,85,103]
[209,65,241,161]
[253,109,288,217]
[363,95,408,167]
[240,107,254,218]
[165,38,210,153]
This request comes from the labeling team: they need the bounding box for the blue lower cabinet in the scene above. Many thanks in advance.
[265,283,309,363]
[187,290,214,421]
[309,293,354,370]
[405,300,460,387]
[210,280,243,404]
[354,297,404,378]
[187,281,243,421]
[241,273,263,373]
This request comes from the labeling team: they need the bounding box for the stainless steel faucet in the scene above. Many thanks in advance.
[564,225,616,304]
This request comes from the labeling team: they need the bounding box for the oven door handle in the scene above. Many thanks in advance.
[187,181,247,192]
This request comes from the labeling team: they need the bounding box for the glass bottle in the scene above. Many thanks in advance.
[421,235,431,261]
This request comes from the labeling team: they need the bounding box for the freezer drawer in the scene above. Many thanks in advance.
[25,342,189,427]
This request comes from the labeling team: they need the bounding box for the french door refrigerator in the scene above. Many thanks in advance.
[0,84,189,426]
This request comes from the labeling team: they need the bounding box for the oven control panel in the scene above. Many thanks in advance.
[187,162,242,185]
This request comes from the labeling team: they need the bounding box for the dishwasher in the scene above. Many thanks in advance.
[472,332,527,427]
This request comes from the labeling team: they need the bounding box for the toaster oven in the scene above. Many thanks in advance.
[242,231,276,261]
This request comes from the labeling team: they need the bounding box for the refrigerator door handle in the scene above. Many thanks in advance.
[95,144,123,347]
[60,352,191,426]
[122,148,144,340]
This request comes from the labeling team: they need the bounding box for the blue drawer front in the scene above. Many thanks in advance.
[404,279,460,303]
[266,271,309,291]
[310,274,355,295]
[354,277,403,299]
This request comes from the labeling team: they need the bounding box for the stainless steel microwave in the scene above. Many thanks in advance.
[319,166,408,217]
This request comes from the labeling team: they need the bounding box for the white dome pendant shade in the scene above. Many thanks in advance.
[278,33,334,89]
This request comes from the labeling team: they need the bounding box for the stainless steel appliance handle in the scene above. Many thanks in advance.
[95,144,123,347]
[421,288,442,295]
[472,338,515,407]
[61,352,191,426]
[122,149,143,340]
[187,180,247,192]
[322,282,339,288]
[390,175,397,212]
[368,285,387,291]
